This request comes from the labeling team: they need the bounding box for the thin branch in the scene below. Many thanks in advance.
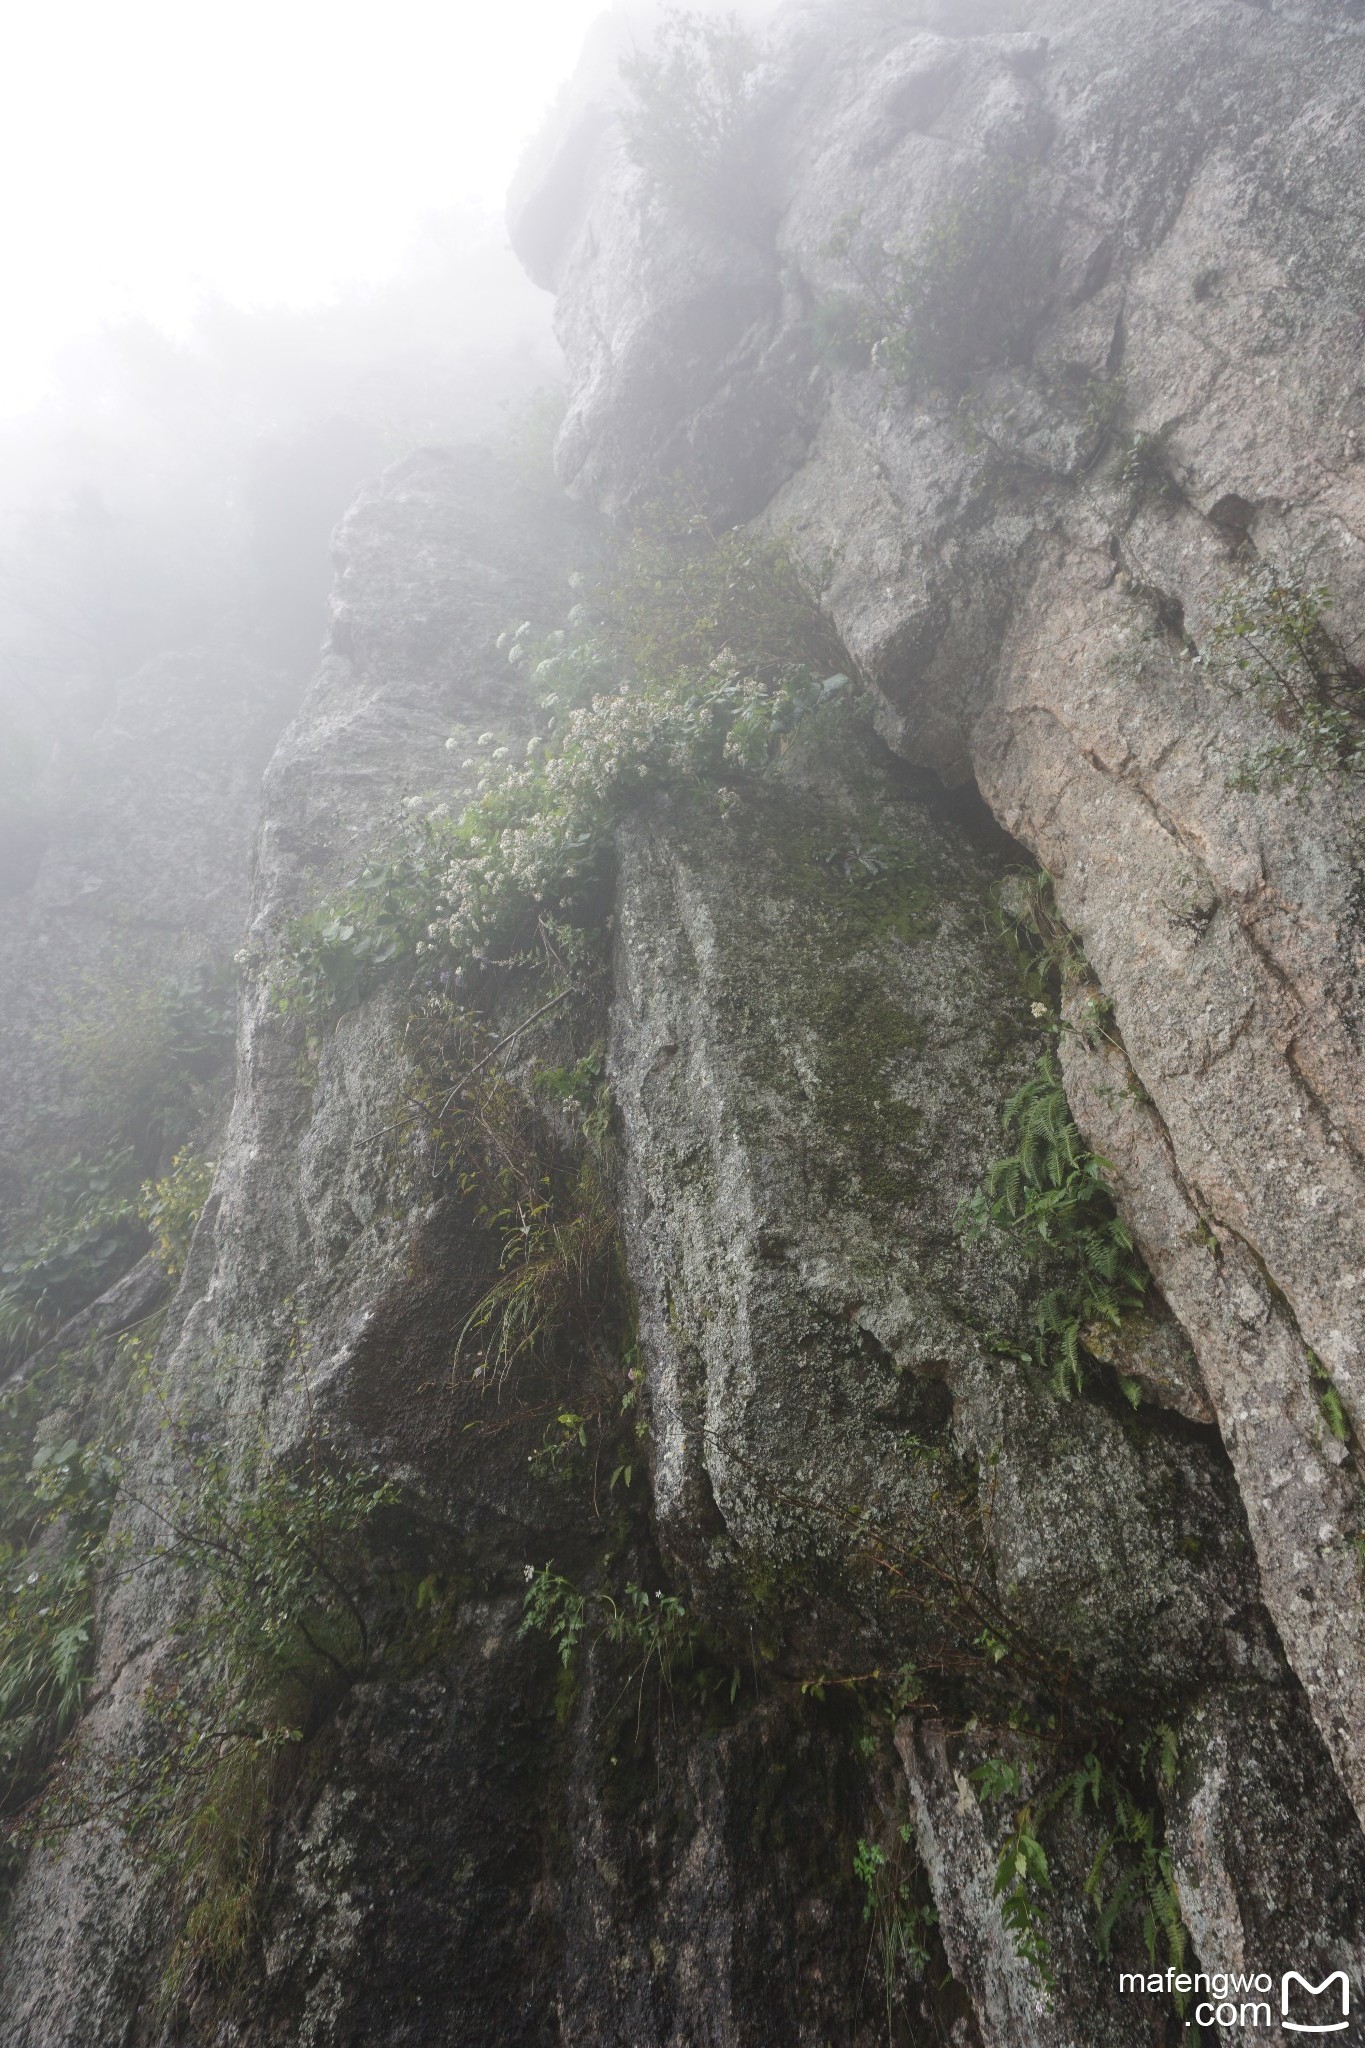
[435,986,577,1120]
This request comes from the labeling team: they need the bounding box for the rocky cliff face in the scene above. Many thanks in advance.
[5,2,1365,2044]
[524,0,1365,1879]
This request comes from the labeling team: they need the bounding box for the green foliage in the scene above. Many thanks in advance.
[54,958,236,1161]
[854,1823,937,2041]
[403,998,646,1535]
[455,1151,621,1395]
[819,166,1053,395]
[409,1002,626,1405]
[961,1054,1148,1398]
[0,1422,118,1821]
[139,1149,214,1280]
[0,1148,146,1369]
[994,866,1088,1000]
[279,513,847,1015]
[620,9,768,238]
[0,1323,139,1914]
[1197,564,1365,795]
[1114,426,1179,503]
[1,958,236,1369]
[519,1563,703,1708]
[598,498,846,688]
[112,1416,408,2005]
[149,1437,399,1691]
[972,1739,1186,1995]
[1073,1746,1185,1979]
[1310,1351,1351,1446]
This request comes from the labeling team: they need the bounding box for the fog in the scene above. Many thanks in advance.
[0,0,777,864]
[0,0,621,415]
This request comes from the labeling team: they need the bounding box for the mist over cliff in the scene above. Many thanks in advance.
[2,4,1365,2045]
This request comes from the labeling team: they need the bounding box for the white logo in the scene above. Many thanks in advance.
[1282,1971,1351,2034]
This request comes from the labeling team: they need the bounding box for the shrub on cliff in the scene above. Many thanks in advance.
[279,511,849,1013]
[1198,563,1365,795]
[620,9,772,240]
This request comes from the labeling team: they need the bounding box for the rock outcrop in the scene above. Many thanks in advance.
[5,2,1365,2043]
[521,0,1365,1869]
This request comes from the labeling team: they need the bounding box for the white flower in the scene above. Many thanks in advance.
[524,1564,536,1580]
[491,747,509,762]
[1030,1001,1049,1019]
[444,735,459,751]
[477,732,495,747]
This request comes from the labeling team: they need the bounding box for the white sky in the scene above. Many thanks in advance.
[0,0,612,416]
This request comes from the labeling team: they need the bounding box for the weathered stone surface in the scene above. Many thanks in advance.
[0,454,890,2047]
[530,0,1365,1849]
[1060,1006,1365,1824]
[1162,1685,1365,2011]
[610,743,1275,1706]
[896,1719,1135,2048]
[0,448,586,2046]
[9,2,1365,2038]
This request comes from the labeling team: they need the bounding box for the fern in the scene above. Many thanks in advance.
[963,1055,1147,1396]
[973,1741,1189,1995]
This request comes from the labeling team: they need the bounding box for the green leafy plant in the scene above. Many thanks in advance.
[620,9,769,238]
[0,1326,135,1917]
[961,1055,1148,1397]
[53,957,235,1163]
[139,1149,215,1280]
[519,1563,705,1720]
[0,1431,118,1817]
[993,866,1088,1000]
[0,1147,146,1368]
[1072,1743,1185,1978]
[279,513,847,1017]
[973,1758,1056,1989]
[401,997,646,1532]
[854,1823,938,2041]
[110,1418,407,2006]
[1197,564,1365,795]
[972,1738,1186,1994]
[1310,1351,1351,1446]
[1114,426,1180,503]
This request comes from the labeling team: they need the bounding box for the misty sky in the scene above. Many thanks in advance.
[0,0,612,417]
